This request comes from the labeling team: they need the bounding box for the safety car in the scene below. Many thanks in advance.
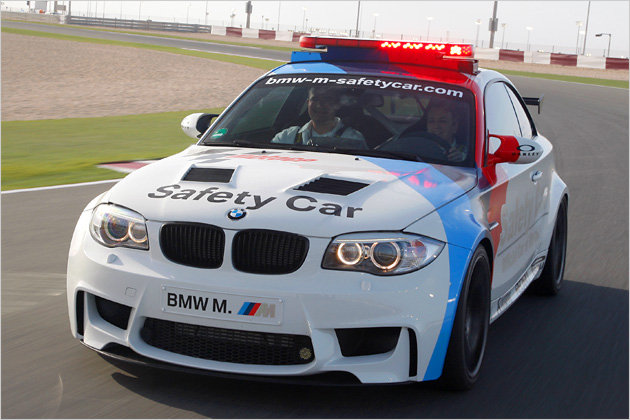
[67,36,568,389]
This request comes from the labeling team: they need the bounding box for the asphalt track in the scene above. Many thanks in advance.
[2,23,629,418]
[2,20,291,61]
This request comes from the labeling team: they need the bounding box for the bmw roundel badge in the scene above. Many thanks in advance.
[227,208,247,220]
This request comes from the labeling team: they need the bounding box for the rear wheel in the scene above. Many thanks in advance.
[528,197,568,295]
[439,246,491,390]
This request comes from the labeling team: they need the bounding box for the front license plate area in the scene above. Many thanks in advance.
[161,286,283,325]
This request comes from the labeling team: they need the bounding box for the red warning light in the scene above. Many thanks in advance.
[301,36,473,57]
[298,36,477,73]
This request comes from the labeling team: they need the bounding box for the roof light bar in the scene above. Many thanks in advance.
[300,36,474,58]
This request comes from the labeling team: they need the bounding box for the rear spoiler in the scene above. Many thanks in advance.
[523,95,544,114]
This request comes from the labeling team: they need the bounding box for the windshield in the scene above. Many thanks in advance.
[201,74,476,166]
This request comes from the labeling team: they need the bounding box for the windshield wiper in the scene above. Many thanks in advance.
[202,140,313,151]
[333,148,424,162]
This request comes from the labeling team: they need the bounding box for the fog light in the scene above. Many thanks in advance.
[299,347,313,360]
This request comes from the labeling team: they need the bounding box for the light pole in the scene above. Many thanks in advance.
[372,13,378,38]
[265,17,269,30]
[426,16,434,41]
[355,0,361,37]
[501,23,507,49]
[575,21,583,54]
[302,7,307,32]
[229,10,235,27]
[595,33,612,57]
[582,1,591,55]
[186,2,190,24]
[474,19,481,47]
[526,26,533,52]
[277,1,281,32]
[204,1,208,26]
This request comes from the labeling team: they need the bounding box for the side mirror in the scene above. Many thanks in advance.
[181,113,220,139]
[487,134,542,165]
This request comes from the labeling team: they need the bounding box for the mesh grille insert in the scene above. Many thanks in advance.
[295,177,369,196]
[232,229,308,274]
[160,223,225,268]
[141,318,315,365]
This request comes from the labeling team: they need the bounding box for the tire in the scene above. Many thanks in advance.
[438,246,491,391]
[528,197,568,296]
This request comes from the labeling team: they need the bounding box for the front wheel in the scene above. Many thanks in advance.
[439,246,491,390]
[528,197,568,295]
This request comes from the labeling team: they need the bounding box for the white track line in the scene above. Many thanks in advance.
[1,179,120,195]
[182,48,285,62]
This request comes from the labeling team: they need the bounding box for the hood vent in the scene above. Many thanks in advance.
[295,177,369,196]
[183,167,234,183]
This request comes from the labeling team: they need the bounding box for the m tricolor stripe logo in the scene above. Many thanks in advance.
[239,302,261,315]
[238,302,277,318]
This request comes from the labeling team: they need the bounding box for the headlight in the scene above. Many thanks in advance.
[322,232,444,276]
[89,204,149,250]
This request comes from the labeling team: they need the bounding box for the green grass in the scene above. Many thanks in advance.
[1,26,283,70]
[2,18,297,52]
[1,109,223,190]
[486,68,629,89]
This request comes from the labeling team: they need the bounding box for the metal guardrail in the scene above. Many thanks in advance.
[67,16,212,33]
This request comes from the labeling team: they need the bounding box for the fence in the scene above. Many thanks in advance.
[67,16,212,33]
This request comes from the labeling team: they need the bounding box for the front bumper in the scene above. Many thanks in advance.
[67,211,453,384]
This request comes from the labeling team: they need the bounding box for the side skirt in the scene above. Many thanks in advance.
[490,253,547,323]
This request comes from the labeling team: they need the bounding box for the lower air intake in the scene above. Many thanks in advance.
[141,318,315,365]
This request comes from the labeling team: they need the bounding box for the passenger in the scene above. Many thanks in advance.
[272,87,367,148]
[380,101,466,162]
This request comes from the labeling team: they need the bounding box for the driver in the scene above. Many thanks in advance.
[271,87,366,148]
[426,103,466,161]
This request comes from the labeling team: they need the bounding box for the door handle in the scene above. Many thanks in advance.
[531,170,543,183]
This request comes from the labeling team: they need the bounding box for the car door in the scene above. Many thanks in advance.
[482,81,540,300]
[504,84,554,257]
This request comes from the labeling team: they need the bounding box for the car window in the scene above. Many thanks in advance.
[505,86,533,138]
[225,86,290,136]
[202,74,476,166]
[484,82,521,137]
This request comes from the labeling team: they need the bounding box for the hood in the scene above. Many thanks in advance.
[107,146,477,238]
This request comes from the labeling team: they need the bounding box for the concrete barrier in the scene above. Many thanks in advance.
[499,49,524,62]
[275,31,294,42]
[242,28,259,39]
[211,25,227,36]
[577,55,606,69]
[225,26,243,37]
[475,48,500,60]
[3,10,63,23]
[258,29,276,40]
[606,57,629,70]
[550,53,578,66]
[531,52,551,65]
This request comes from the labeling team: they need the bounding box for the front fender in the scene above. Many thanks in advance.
[405,193,491,380]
